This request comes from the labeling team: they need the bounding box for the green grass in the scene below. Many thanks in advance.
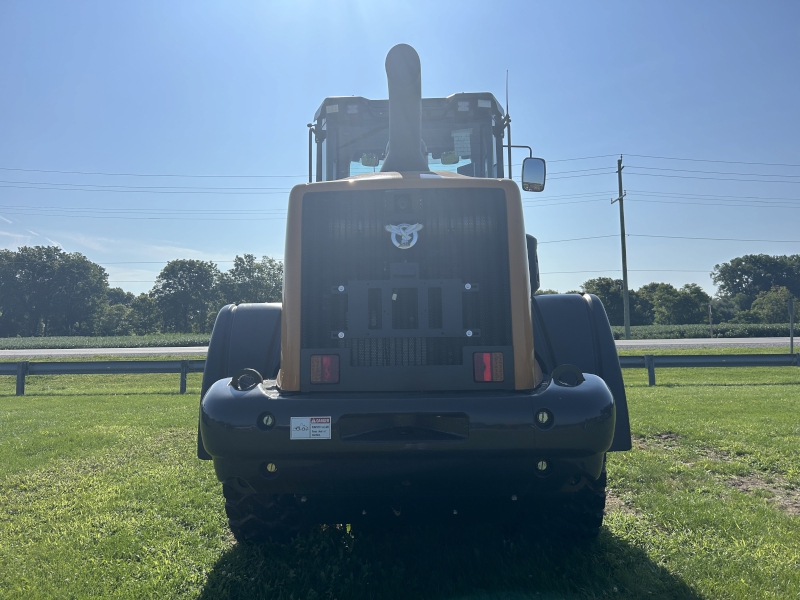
[610,323,794,340]
[617,346,796,355]
[0,334,210,350]
[0,365,798,599]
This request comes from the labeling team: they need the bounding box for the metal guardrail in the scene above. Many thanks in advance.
[620,353,799,386]
[1,354,798,395]
[0,360,206,396]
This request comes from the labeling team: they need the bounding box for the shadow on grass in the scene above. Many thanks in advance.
[198,524,703,600]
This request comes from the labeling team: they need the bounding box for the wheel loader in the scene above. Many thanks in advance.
[198,44,631,542]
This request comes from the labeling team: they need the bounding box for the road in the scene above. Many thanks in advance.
[0,346,209,359]
[614,337,793,349]
[0,338,793,359]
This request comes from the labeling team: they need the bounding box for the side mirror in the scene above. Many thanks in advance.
[521,157,546,192]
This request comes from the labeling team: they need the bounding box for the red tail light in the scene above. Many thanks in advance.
[310,354,340,384]
[473,352,504,382]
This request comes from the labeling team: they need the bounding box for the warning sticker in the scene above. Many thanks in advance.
[290,416,331,440]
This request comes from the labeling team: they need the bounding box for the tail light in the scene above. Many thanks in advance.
[473,352,504,382]
[310,355,340,384]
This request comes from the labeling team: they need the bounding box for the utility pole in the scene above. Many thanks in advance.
[612,155,631,340]
[790,297,794,355]
[709,303,714,338]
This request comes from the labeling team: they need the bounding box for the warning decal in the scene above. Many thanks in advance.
[290,416,332,440]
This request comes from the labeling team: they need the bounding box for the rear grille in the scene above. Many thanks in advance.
[300,187,511,366]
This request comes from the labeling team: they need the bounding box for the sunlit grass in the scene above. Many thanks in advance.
[0,365,797,598]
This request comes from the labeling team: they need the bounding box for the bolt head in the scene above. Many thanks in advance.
[338,331,345,339]
[266,462,277,473]
[262,414,275,427]
[511,494,518,501]
[536,460,548,472]
[537,411,549,424]
[465,283,471,290]
[300,496,307,503]
[338,285,345,292]
[453,509,458,515]
[466,330,473,337]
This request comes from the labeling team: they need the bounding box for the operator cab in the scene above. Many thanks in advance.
[309,93,506,181]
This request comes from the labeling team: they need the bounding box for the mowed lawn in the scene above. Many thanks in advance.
[0,359,798,599]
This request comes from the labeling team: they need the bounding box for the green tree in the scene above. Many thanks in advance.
[733,286,798,324]
[151,260,220,333]
[0,246,108,336]
[216,254,283,304]
[580,278,650,326]
[107,287,135,306]
[129,293,161,335]
[712,254,800,309]
[95,303,132,336]
[649,283,711,325]
[533,288,559,295]
[580,278,626,325]
[709,296,739,324]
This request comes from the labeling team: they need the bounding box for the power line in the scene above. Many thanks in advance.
[546,171,617,181]
[538,235,617,244]
[534,233,800,245]
[547,154,619,163]
[0,210,286,221]
[0,179,294,191]
[544,167,616,175]
[627,189,800,202]
[0,204,287,215]
[524,198,606,207]
[627,154,800,168]
[629,198,800,209]
[630,234,800,243]
[539,269,711,274]
[628,165,800,178]
[0,184,291,195]
[0,166,305,178]
[626,172,800,184]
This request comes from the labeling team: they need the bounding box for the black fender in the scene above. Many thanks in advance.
[526,234,540,295]
[198,302,282,459]
[531,293,632,451]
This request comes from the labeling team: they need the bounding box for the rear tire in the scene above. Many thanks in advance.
[515,460,607,540]
[551,462,607,539]
[222,479,308,543]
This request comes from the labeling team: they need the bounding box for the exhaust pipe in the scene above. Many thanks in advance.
[380,44,430,173]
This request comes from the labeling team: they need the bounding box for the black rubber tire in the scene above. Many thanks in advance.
[551,461,607,539]
[222,479,308,544]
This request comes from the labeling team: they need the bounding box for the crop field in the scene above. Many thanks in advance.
[0,362,798,599]
[0,334,210,351]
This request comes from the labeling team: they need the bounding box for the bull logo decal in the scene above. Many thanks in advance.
[385,223,423,249]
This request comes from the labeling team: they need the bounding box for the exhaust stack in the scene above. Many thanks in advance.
[380,44,430,173]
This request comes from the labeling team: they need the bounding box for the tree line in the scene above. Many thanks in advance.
[0,247,797,337]
[537,253,800,326]
[0,247,282,337]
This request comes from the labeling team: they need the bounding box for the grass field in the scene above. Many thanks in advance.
[0,363,798,599]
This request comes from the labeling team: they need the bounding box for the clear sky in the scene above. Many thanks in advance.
[1,1,799,296]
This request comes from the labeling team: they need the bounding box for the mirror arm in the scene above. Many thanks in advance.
[504,144,533,158]
[307,123,316,183]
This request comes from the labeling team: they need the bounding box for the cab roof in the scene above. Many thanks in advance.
[313,92,504,123]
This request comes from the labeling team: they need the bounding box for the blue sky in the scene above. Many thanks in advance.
[1,1,799,295]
